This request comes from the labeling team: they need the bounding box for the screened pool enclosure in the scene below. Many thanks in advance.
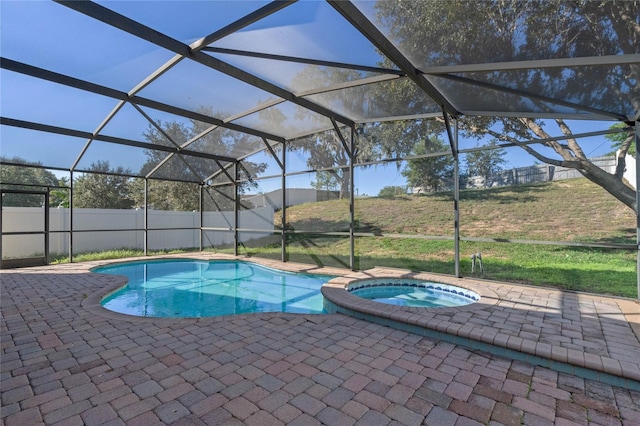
[1,1,639,297]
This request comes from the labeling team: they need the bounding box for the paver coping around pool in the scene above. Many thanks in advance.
[321,266,640,386]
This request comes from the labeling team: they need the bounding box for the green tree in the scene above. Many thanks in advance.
[374,0,639,211]
[0,157,60,206]
[465,141,507,188]
[311,170,340,191]
[73,161,134,209]
[606,123,636,181]
[607,123,636,156]
[402,138,454,193]
[378,185,407,198]
[50,176,70,207]
[132,120,203,211]
[288,129,351,199]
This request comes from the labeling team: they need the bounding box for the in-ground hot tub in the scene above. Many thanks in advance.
[347,278,480,308]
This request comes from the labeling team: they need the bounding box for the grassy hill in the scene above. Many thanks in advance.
[267,178,637,298]
[282,178,635,244]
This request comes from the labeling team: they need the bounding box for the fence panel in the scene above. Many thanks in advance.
[2,206,275,258]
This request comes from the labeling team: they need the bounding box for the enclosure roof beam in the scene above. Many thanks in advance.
[1,58,285,143]
[439,74,628,121]
[202,46,405,77]
[70,100,126,172]
[354,112,444,124]
[0,117,237,164]
[328,0,461,117]
[55,0,356,128]
[421,54,640,74]
[443,110,456,156]
[461,112,624,120]
[477,126,634,151]
[194,1,296,49]
[331,118,352,158]
[295,74,402,97]
[262,138,284,170]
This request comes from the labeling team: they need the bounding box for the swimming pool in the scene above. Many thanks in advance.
[347,278,480,308]
[95,259,334,318]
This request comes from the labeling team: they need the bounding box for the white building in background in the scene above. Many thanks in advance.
[243,188,340,209]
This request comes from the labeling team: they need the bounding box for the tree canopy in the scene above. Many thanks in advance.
[465,141,507,188]
[72,161,135,209]
[0,157,62,207]
[402,138,454,193]
[373,0,639,211]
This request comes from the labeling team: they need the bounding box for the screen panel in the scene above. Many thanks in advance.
[203,185,235,222]
[285,172,348,233]
[1,1,175,90]
[237,231,281,259]
[2,234,44,260]
[147,229,199,252]
[137,59,282,120]
[101,1,270,45]
[458,241,636,298]
[211,0,394,69]
[1,70,120,132]
[354,236,455,273]
[72,230,143,256]
[1,126,88,170]
[202,230,235,252]
[305,76,440,121]
[459,147,635,245]
[286,130,350,172]
[231,101,332,140]
[352,0,634,67]
[285,233,351,270]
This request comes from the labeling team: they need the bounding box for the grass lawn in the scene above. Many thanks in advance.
[234,235,636,299]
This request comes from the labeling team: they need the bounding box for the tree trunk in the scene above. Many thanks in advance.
[579,159,637,212]
[521,118,637,213]
[340,170,351,200]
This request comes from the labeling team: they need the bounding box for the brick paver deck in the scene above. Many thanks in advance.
[2,254,639,425]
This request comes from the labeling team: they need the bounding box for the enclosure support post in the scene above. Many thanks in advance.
[144,179,148,256]
[635,121,639,302]
[234,162,239,257]
[199,185,203,252]
[350,126,356,271]
[444,113,461,277]
[0,189,3,268]
[69,171,74,263]
[44,188,50,265]
[281,143,287,262]
[453,120,461,277]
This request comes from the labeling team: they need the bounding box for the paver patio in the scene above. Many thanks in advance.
[1,254,639,425]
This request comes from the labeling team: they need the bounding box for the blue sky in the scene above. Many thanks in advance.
[0,1,622,197]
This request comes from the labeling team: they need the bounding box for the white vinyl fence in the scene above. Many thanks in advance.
[624,153,637,189]
[2,206,275,259]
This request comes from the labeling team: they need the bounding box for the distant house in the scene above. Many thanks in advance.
[410,154,626,193]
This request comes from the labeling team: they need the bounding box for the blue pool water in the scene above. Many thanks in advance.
[348,279,479,308]
[95,259,335,318]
